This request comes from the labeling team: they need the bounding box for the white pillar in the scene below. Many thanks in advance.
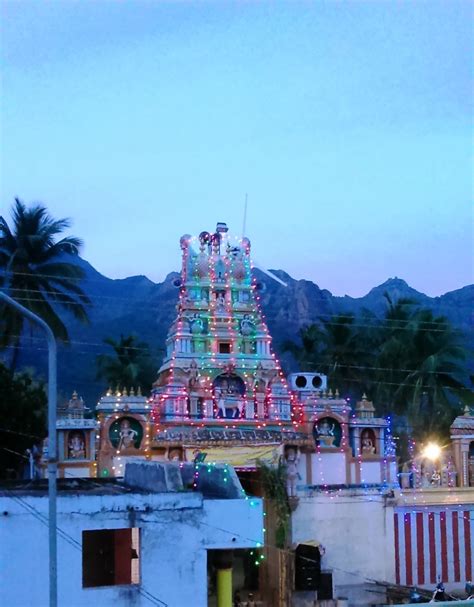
[245,399,255,420]
[256,394,265,419]
[189,395,198,417]
[462,450,469,486]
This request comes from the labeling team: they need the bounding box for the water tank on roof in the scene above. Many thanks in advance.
[289,373,327,392]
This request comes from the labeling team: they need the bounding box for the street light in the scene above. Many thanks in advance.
[0,291,57,607]
[422,442,442,461]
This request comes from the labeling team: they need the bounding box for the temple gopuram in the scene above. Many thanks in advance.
[149,223,308,469]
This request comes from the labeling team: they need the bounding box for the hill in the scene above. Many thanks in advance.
[10,258,473,406]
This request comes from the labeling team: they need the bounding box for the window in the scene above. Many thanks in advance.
[294,543,320,591]
[82,528,140,587]
[219,342,231,354]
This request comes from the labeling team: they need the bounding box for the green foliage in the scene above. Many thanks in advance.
[0,362,47,478]
[284,294,472,442]
[0,199,90,361]
[96,334,157,393]
[258,461,291,548]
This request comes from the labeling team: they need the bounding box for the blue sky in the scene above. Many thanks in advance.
[1,0,472,296]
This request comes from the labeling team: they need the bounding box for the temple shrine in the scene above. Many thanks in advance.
[53,390,97,478]
[146,223,308,470]
[94,224,399,489]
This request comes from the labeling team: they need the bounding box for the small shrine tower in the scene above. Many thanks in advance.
[150,223,306,466]
[55,391,97,478]
[289,375,397,487]
[96,387,152,477]
[450,405,474,487]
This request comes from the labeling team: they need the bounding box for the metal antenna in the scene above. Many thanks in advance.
[242,193,248,237]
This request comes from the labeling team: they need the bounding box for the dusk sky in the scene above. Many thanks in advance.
[1,1,472,297]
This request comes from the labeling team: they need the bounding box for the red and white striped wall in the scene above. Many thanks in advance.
[394,507,473,587]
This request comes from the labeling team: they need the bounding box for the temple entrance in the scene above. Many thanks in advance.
[207,548,263,607]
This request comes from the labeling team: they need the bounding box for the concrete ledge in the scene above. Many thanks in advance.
[181,463,244,499]
[124,461,184,492]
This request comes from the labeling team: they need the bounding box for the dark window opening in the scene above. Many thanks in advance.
[312,375,323,389]
[318,572,334,600]
[295,375,307,388]
[294,543,320,591]
[82,528,140,588]
[219,342,231,354]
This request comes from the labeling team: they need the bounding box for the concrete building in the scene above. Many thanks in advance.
[289,388,474,606]
[0,462,264,607]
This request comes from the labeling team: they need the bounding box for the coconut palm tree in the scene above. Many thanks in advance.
[370,296,471,439]
[283,313,373,398]
[317,313,371,394]
[282,323,324,371]
[370,295,419,414]
[96,334,157,393]
[0,199,90,364]
[400,309,470,439]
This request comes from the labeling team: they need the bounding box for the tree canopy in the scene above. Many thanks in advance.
[96,334,157,393]
[0,199,90,364]
[0,363,47,479]
[284,294,472,442]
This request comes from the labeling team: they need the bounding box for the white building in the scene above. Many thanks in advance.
[289,382,474,606]
[0,462,264,607]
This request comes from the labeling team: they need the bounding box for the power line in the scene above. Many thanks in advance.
[5,284,472,323]
[3,469,168,605]
[4,450,472,526]
[1,344,472,394]
[1,332,471,379]
[3,292,471,334]
[1,269,471,310]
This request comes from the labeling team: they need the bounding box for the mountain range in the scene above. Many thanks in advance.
[13,257,474,406]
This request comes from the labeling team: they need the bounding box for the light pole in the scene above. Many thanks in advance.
[0,291,58,607]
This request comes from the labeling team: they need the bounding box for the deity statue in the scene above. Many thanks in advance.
[168,448,183,461]
[216,291,226,310]
[189,313,205,335]
[223,361,236,376]
[184,359,200,390]
[361,431,376,455]
[430,470,441,486]
[441,456,457,488]
[400,462,411,489]
[240,314,255,336]
[68,432,85,459]
[252,362,266,392]
[215,386,244,419]
[315,419,336,447]
[284,447,300,497]
[118,419,138,449]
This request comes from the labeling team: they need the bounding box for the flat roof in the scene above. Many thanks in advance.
[0,478,158,497]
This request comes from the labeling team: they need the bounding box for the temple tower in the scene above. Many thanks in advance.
[151,223,305,467]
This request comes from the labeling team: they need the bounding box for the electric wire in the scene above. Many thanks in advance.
[3,292,469,334]
[2,464,168,606]
[4,283,471,328]
[1,269,471,310]
[2,444,473,519]
[1,331,470,378]
[1,343,471,393]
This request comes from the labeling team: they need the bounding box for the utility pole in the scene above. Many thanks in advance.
[0,292,58,607]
